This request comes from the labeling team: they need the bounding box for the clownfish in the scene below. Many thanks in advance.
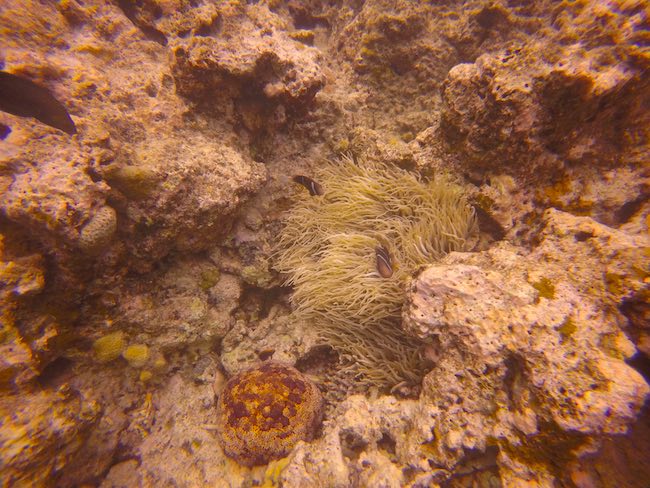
[292,175,323,196]
[375,245,393,278]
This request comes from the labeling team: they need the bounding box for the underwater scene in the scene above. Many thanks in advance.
[0,0,649,486]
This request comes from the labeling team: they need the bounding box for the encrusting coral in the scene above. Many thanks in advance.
[78,206,117,255]
[274,155,477,389]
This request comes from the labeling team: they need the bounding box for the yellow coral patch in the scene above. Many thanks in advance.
[558,317,576,342]
[605,272,625,296]
[532,277,556,300]
[122,344,150,368]
[139,370,153,382]
[93,332,125,363]
[260,456,291,488]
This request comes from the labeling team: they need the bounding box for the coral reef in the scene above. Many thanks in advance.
[1,0,269,279]
[275,155,476,389]
[215,362,323,466]
[0,0,648,486]
[435,1,649,226]
[403,210,649,446]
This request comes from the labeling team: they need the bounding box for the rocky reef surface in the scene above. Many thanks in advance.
[0,0,648,487]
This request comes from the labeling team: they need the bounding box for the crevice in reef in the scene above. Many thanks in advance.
[627,353,650,385]
[288,4,331,31]
[439,446,500,488]
[237,284,291,322]
[294,344,339,377]
[36,357,74,389]
[0,122,10,139]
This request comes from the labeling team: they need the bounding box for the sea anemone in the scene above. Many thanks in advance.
[274,155,477,390]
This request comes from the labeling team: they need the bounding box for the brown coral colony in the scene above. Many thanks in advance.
[215,363,323,466]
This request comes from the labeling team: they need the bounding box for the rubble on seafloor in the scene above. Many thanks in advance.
[0,0,648,487]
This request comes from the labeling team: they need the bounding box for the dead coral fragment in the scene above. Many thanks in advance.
[275,156,477,389]
[215,362,323,466]
[0,254,44,296]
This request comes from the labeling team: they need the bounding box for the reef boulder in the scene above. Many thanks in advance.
[400,208,650,480]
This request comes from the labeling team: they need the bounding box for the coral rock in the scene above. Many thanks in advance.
[400,208,649,477]
[171,4,324,108]
[438,3,649,195]
[0,240,51,389]
[115,135,267,263]
[0,386,100,487]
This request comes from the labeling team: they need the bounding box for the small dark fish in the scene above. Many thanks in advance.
[257,349,275,361]
[0,71,76,135]
[293,175,323,196]
[474,205,506,241]
[375,245,393,278]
